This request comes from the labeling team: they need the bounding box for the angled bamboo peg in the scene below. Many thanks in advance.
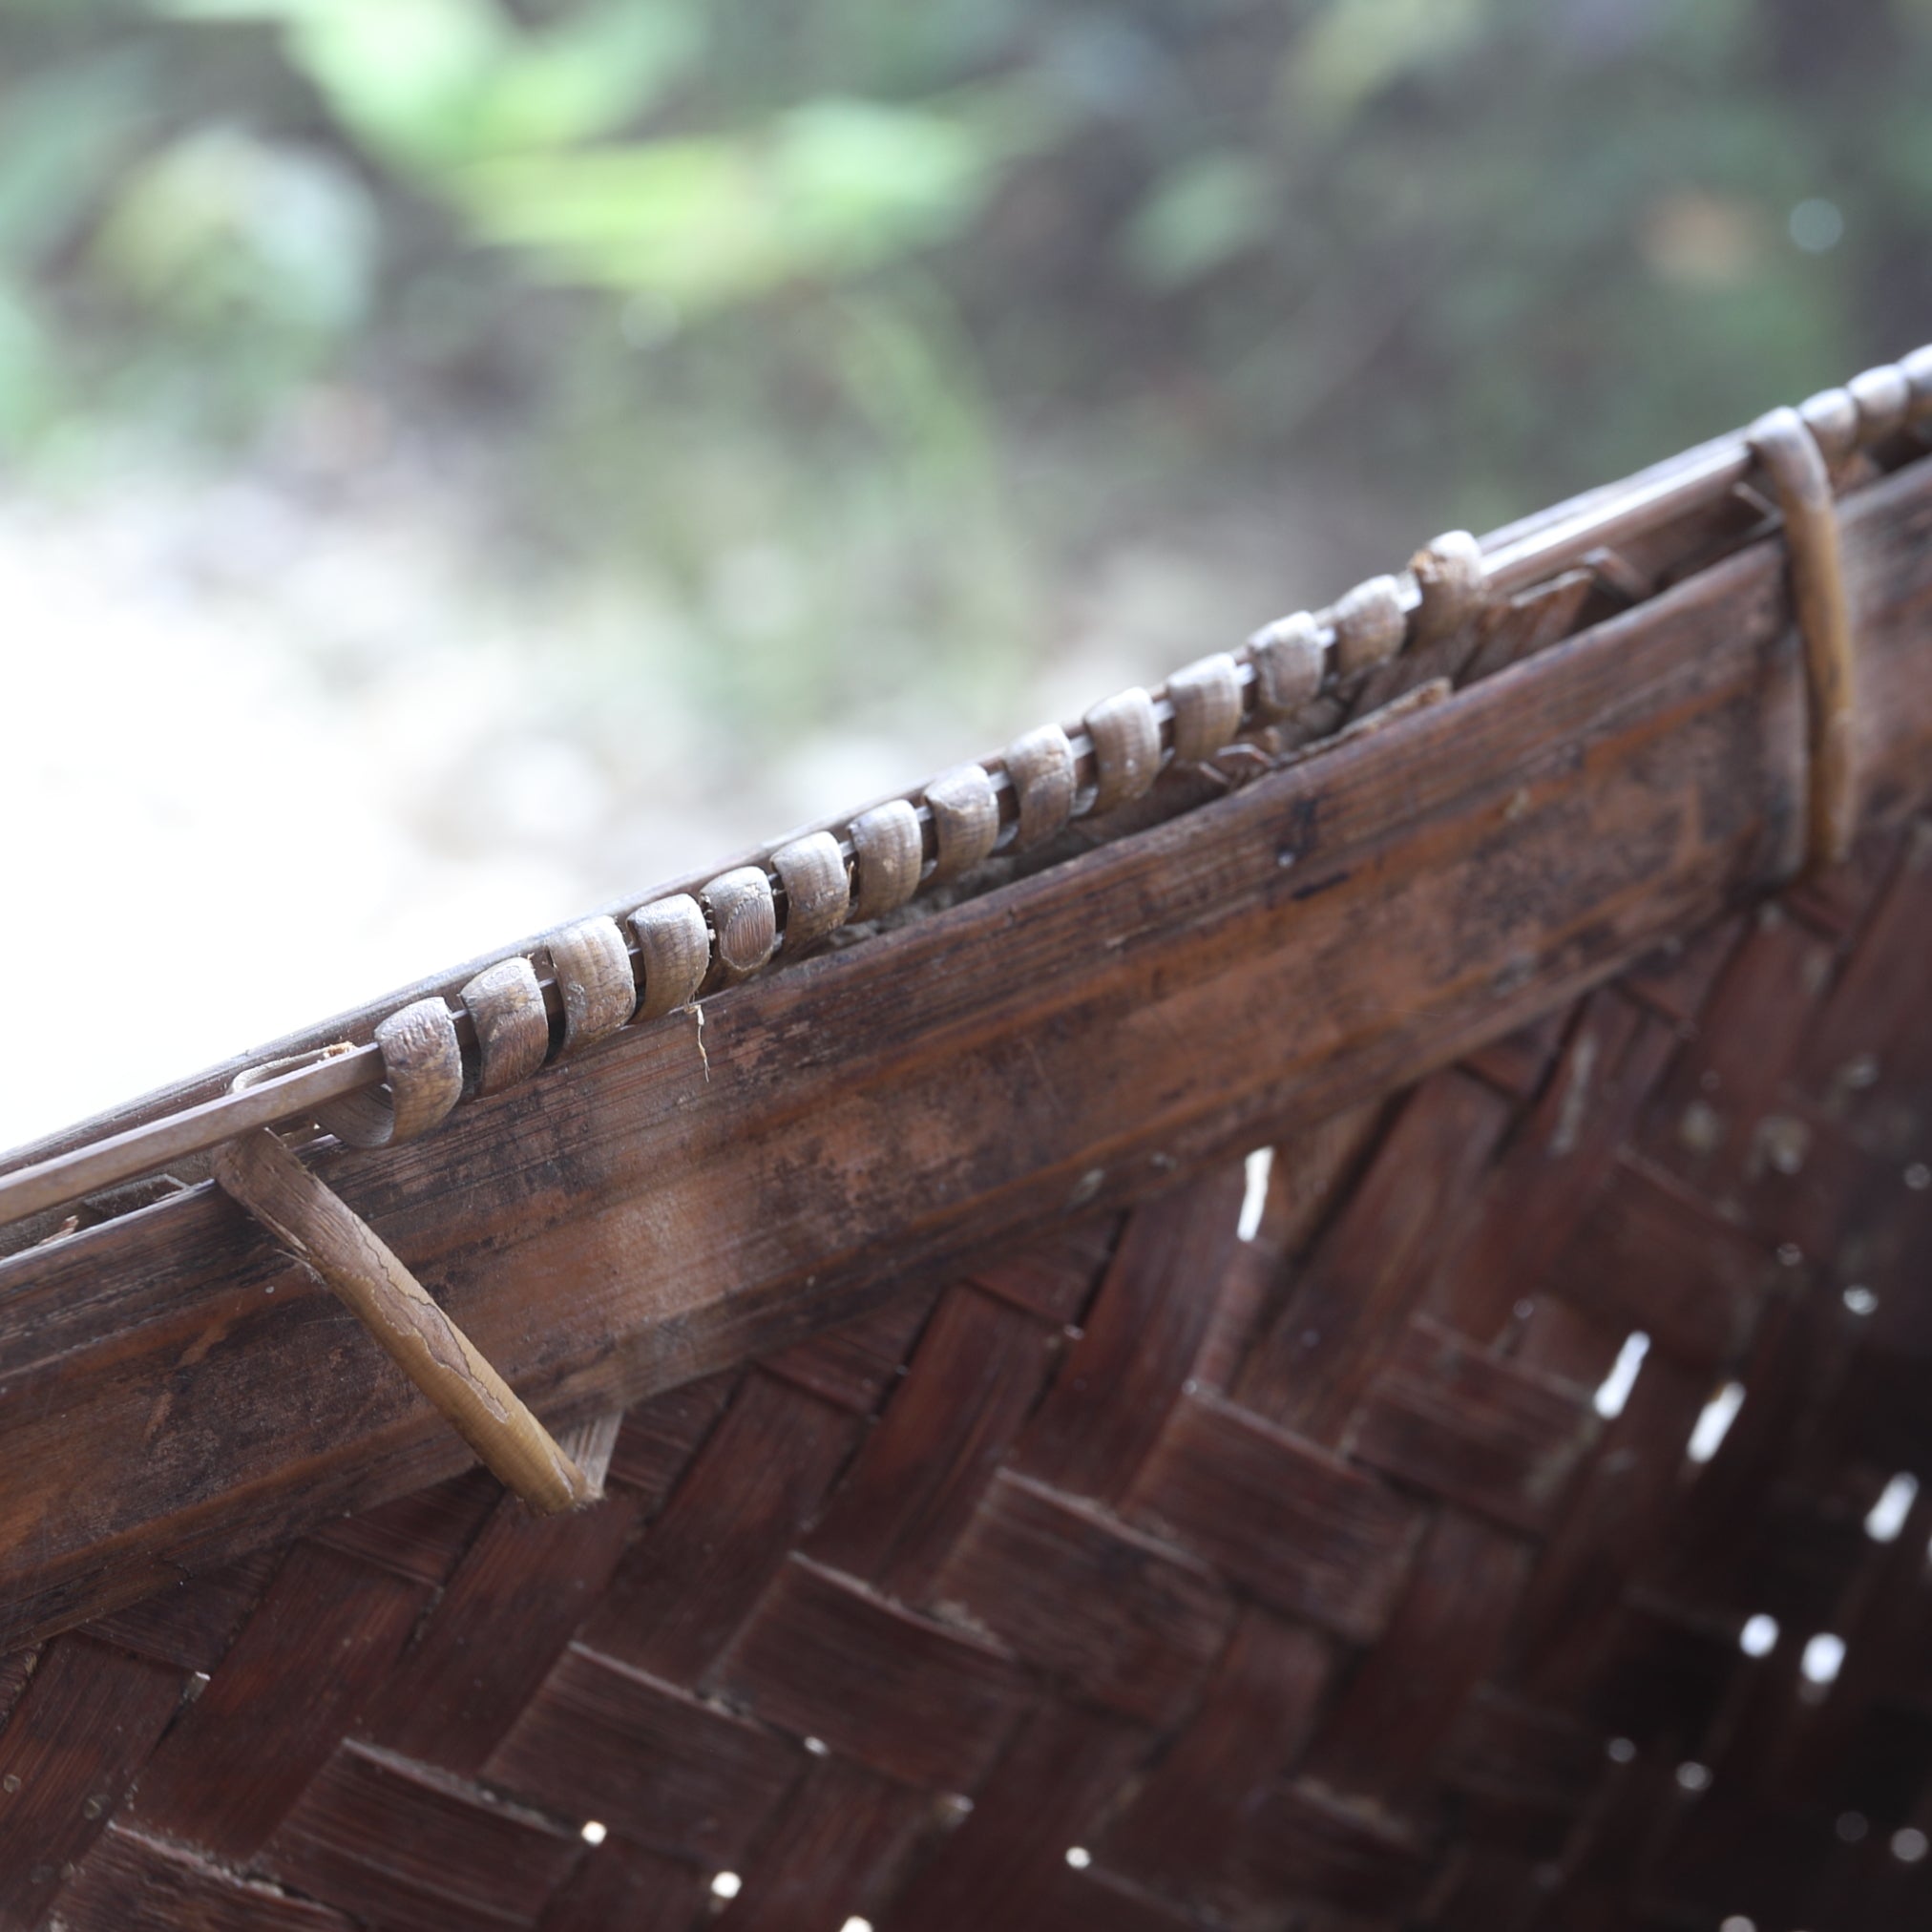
[213,1127,599,1515]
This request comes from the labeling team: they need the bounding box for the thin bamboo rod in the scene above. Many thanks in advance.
[1480,442,1754,594]
[214,1126,598,1513]
[0,1048,380,1228]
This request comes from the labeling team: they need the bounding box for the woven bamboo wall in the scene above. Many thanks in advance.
[3,817,1930,1932]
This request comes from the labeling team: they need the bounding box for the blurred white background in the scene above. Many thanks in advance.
[0,450,1307,1152]
[3,0,1914,1155]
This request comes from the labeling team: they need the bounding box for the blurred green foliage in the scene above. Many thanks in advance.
[1,0,1928,726]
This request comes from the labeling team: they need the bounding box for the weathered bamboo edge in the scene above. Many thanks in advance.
[5,352,1926,1236]
[0,448,1927,1648]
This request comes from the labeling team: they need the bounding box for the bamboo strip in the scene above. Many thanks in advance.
[1749,407,1858,871]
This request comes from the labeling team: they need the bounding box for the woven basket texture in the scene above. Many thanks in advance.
[3,818,1931,1932]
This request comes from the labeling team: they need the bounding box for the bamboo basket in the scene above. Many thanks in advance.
[2,351,1931,1931]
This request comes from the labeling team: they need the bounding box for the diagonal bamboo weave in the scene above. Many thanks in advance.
[4,822,1930,1929]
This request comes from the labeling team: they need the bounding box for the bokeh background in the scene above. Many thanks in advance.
[4,0,1929,1151]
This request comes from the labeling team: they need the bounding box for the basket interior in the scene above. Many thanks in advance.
[3,817,1929,1932]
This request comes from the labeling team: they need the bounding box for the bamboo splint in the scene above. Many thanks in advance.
[213,1129,598,1515]
[3,348,1932,1932]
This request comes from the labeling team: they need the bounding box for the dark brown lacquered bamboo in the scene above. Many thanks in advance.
[8,802,1932,1932]
[1,355,1931,1932]
[3,446,1932,1654]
